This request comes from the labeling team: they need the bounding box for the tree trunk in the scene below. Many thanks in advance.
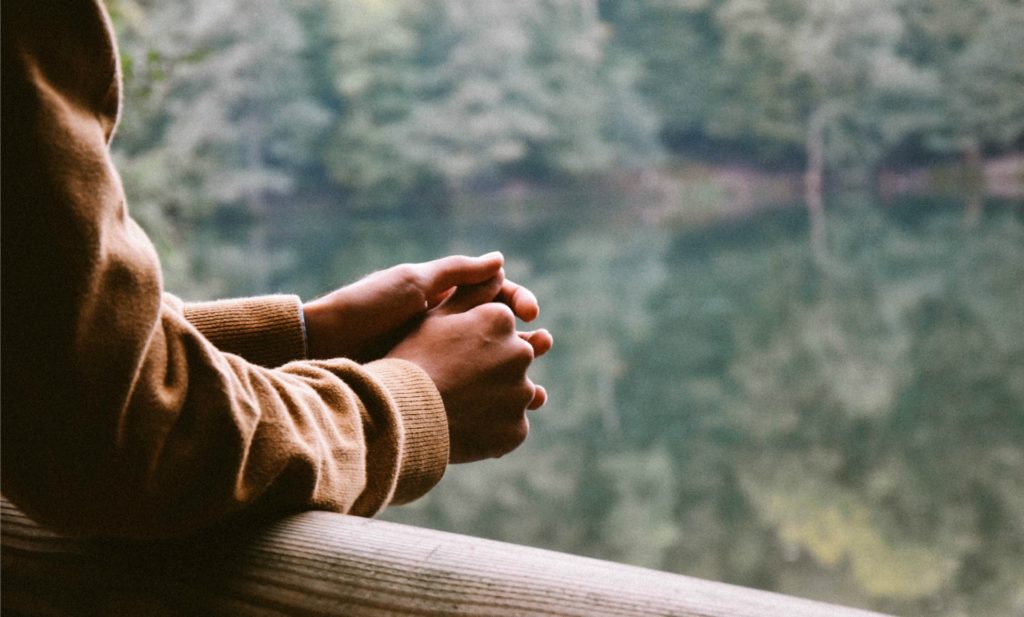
[963,139,984,228]
[804,106,829,266]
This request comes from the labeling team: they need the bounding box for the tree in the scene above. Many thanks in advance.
[712,0,936,264]
[110,0,329,295]
[323,0,660,208]
[898,0,1024,224]
[948,2,1024,223]
[601,0,725,147]
[321,0,425,208]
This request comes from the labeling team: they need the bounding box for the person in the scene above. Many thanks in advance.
[0,1,552,539]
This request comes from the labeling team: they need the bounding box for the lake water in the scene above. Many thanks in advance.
[253,188,1024,616]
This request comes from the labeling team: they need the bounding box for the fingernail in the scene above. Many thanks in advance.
[480,251,503,261]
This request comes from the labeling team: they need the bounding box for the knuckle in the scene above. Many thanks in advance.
[503,415,530,453]
[393,264,427,300]
[516,414,530,441]
[515,379,535,409]
[513,337,535,365]
[502,280,520,300]
[480,302,516,329]
[393,263,419,285]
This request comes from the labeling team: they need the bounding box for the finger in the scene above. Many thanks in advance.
[417,252,504,299]
[436,272,505,315]
[518,329,553,357]
[497,279,539,322]
[426,287,455,309]
[527,384,547,410]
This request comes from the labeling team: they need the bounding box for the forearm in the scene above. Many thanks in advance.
[57,301,449,536]
[178,295,308,367]
[4,309,448,537]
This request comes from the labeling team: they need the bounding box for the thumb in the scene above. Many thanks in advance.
[436,272,505,315]
[419,252,504,301]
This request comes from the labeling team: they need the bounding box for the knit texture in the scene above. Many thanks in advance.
[183,296,308,367]
[365,360,450,506]
[0,0,449,539]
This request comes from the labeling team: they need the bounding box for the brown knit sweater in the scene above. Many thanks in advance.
[1,1,449,538]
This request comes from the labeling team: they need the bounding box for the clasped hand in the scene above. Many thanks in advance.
[303,252,552,463]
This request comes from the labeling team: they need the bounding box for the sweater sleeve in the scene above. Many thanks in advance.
[177,295,309,367]
[0,0,448,539]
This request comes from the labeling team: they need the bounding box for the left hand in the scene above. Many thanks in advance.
[302,252,540,361]
[387,276,553,462]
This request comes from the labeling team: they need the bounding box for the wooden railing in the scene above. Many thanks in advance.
[1,497,890,616]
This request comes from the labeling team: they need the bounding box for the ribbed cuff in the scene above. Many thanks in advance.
[364,359,449,504]
[183,295,307,368]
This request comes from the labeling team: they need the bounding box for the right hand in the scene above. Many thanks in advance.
[387,274,552,463]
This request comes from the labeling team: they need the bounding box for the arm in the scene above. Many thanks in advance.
[1,1,447,538]
[177,294,308,367]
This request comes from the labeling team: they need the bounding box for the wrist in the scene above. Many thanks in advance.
[304,290,369,360]
[296,297,309,357]
[301,296,335,359]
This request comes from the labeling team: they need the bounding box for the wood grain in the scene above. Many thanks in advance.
[1,497,891,616]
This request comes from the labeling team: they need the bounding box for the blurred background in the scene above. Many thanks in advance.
[105,1,1023,614]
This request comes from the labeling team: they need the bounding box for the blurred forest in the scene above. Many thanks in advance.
[104,1,1024,615]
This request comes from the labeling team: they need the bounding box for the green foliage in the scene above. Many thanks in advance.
[948,3,1024,148]
[711,0,941,182]
[108,0,1024,223]
[323,0,661,207]
[900,0,1024,154]
[110,0,327,296]
[671,204,1024,613]
[321,0,424,203]
[603,0,724,139]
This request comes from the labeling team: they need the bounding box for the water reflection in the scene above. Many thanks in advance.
[265,190,1024,616]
